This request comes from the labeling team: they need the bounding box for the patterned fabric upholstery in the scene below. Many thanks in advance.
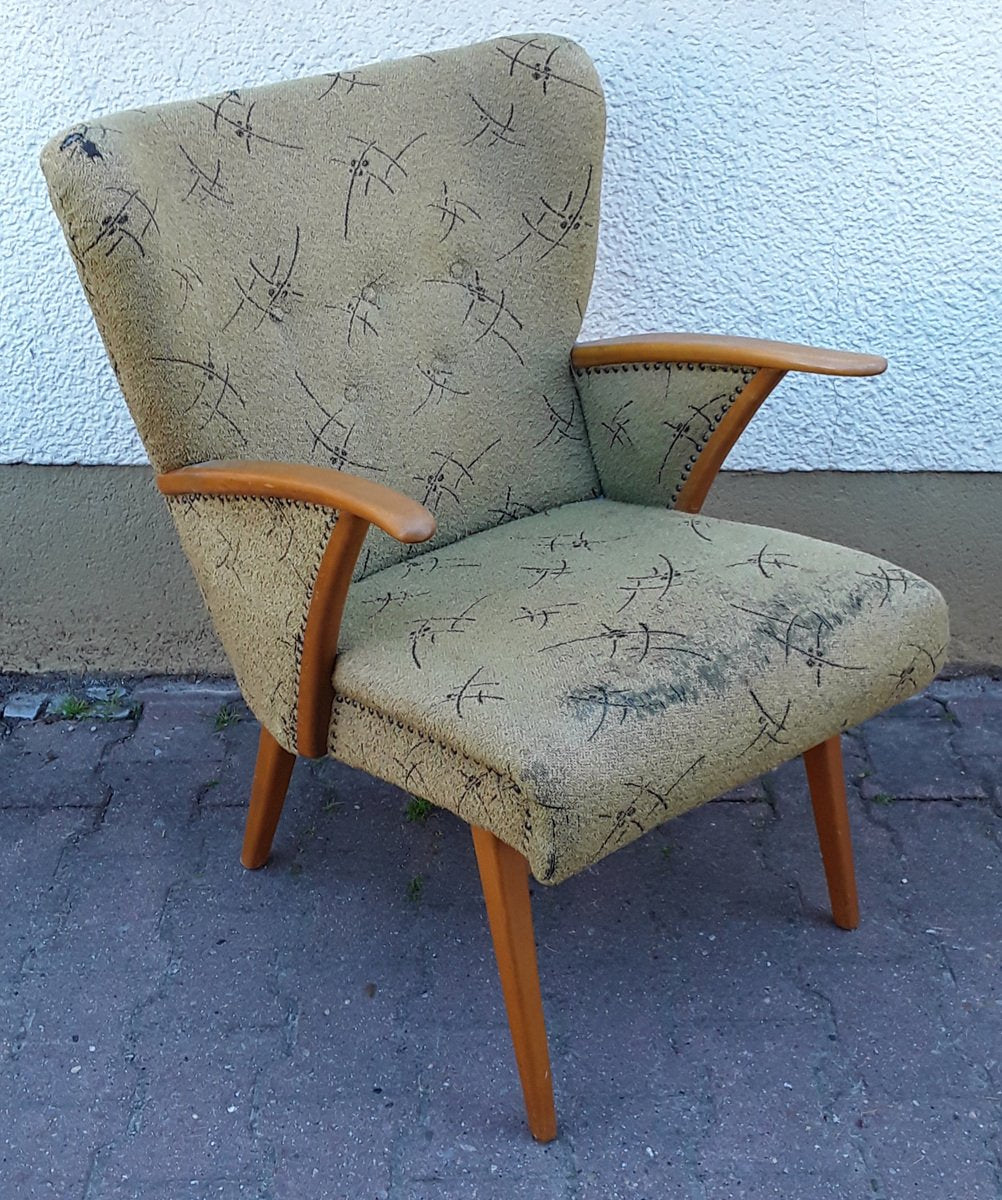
[575,362,758,506]
[42,35,950,885]
[166,494,338,749]
[40,35,604,577]
[331,500,948,883]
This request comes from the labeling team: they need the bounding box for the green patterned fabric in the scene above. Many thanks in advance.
[574,362,757,506]
[332,500,947,883]
[166,495,338,748]
[40,34,604,580]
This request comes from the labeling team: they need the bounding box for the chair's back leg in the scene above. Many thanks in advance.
[241,727,296,869]
[471,826,558,1142]
[802,735,860,930]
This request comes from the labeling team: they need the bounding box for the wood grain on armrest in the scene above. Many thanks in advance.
[156,459,437,544]
[158,460,436,756]
[571,333,887,377]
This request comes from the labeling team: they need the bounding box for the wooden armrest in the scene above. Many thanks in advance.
[571,333,887,377]
[157,460,437,544]
[159,461,435,756]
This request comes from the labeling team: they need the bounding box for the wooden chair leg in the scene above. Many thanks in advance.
[240,727,296,870]
[803,735,860,930]
[471,826,558,1143]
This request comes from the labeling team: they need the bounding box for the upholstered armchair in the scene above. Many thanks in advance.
[42,34,948,1141]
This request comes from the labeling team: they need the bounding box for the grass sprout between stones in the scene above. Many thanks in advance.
[214,703,241,731]
[405,796,434,823]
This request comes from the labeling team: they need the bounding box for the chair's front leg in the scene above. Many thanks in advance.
[471,826,558,1142]
[803,735,860,930]
[241,727,296,869]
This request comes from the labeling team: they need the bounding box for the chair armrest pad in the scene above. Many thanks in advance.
[157,460,437,544]
[571,332,887,377]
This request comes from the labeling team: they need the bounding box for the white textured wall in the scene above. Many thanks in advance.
[4,1,1000,469]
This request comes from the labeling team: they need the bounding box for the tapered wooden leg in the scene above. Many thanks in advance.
[240,728,296,870]
[471,826,557,1142]
[803,735,860,930]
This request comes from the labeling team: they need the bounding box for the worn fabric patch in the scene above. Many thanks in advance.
[331,499,948,883]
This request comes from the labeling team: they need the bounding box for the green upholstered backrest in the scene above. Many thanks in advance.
[41,34,605,574]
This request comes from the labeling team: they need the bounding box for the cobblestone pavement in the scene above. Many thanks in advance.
[1,674,1001,1199]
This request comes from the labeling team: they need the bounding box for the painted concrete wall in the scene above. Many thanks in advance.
[5,1,1001,470]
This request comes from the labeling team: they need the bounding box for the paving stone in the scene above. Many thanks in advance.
[56,849,177,940]
[87,1177,265,1200]
[396,1177,567,1200]
[860,717,986,800]
[927,676,1002,701]
[198,719,260,807]
[697,1159,871,1200]
[656,924,825,1027]
[840,729,872,778]
[3,674,1002,1197]
[13,930,171,1049]
[545,801,793,933]
[110,689,233,767]
[263,1104,397,1200]
[0,720,125,808]
[0,1036,135,1133]
[561,1086,709,1200]
[1,692,49,720]
[836,1095,1002,1199]
[714,777,766,802]
[129,679,243,705]
[947,695,1002,760]
[677,1015,845,1109]
[760,735,872,813]
[259,1047,420,1200]
[394,1035,575,1199]
[678,1021,870,1198]
[941,938,1002,1025]
[762,776,909,930]
[864,803,1002,1083]
[274,913,428,1037]
[943,1004,1002,1094]
[0,807,90,979]
[871,802,1002,940]
[0,990,30,1062]
[798,948,990,1101]
[0,1105,90,1199]
[102,706,135,721]
[98,760,203,855]
[0,1009,138,1191]
[100,1027,285,1181]
[139,938,288,1034]
[400,924,503,1035]
[665,802,791,912]
[883,692,948,720]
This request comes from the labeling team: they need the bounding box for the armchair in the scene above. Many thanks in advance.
[42,33,948,1142]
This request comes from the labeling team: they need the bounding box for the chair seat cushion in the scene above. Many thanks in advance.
[330,499,948,883]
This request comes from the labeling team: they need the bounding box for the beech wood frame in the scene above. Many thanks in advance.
[156,331,883,1140]
[158,460,437,756]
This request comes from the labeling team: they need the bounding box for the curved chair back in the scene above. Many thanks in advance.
[41,35,606,574]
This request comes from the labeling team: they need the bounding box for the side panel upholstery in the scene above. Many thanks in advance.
[574,361,757,508]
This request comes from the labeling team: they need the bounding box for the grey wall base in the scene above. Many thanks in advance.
[1,465,227,675]
[1,465,997,673]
